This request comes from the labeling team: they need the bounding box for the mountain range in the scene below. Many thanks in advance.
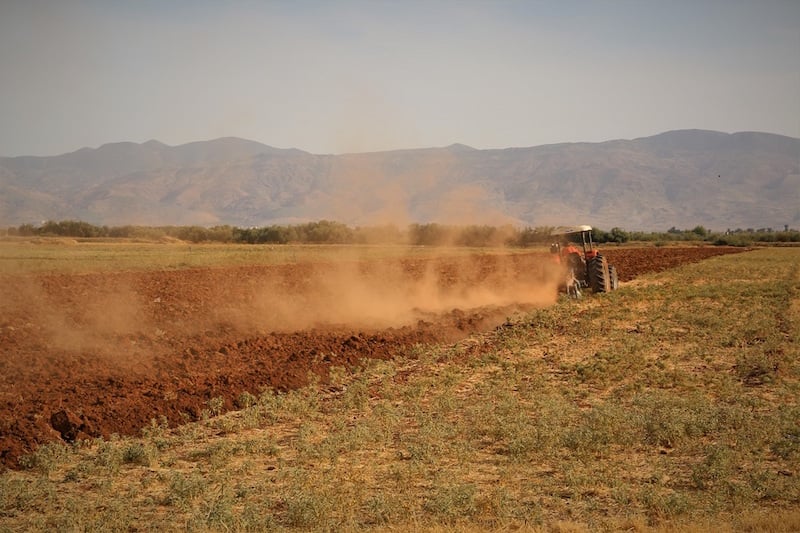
[1,130,798,231]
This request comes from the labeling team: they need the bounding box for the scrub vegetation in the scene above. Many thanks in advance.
[5,219,799,247]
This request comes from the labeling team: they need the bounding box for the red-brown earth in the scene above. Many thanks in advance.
[0,246,746,469]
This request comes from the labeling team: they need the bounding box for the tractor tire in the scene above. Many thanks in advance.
[588,255,611,293]
[609,265,619,291]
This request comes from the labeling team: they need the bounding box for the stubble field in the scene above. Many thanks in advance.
[1,242,798,532]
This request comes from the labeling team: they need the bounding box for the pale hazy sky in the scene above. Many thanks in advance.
[1,0,798,157]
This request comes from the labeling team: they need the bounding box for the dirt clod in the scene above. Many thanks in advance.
[50,410,82,443]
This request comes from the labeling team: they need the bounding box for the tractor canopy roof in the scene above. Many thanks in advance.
[551,225,593,236]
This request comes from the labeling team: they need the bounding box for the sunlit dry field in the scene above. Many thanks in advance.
[1,242,797,531]
[0,238,497,274]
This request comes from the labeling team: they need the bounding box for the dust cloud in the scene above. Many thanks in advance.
[1,254,563,362]
[222,254,562,333]
[0,274,153,367]
[235,138,560,329]
[246,143,555,332]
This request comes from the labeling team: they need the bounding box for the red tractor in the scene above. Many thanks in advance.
[550,225,619,297]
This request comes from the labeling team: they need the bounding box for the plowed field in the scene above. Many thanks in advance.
[0,246,745,468]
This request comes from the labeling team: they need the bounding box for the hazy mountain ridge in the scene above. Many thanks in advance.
[1,130,798,230]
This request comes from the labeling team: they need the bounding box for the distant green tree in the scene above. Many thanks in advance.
[609,227,629,243]
[509,226,553,246]
[207,225,234,242]
[233,227,258,243]
[592,228,610,243]
[17,224,36,236]
[300,220,354,243]
[456,225,498,247]
[259,225,292,244]
[409,223,452,246]
[37,220,106,238]
[176,226,209,243]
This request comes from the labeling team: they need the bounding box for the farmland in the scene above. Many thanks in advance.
[1,242,798,531]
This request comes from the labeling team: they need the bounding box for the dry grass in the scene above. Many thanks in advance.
[1,248,798,531]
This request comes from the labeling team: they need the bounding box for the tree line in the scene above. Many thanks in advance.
[4,219,798,247]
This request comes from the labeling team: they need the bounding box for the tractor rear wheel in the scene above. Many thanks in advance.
[588,255,611,293]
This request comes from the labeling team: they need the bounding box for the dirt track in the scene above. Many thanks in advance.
[0,246,745,468]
